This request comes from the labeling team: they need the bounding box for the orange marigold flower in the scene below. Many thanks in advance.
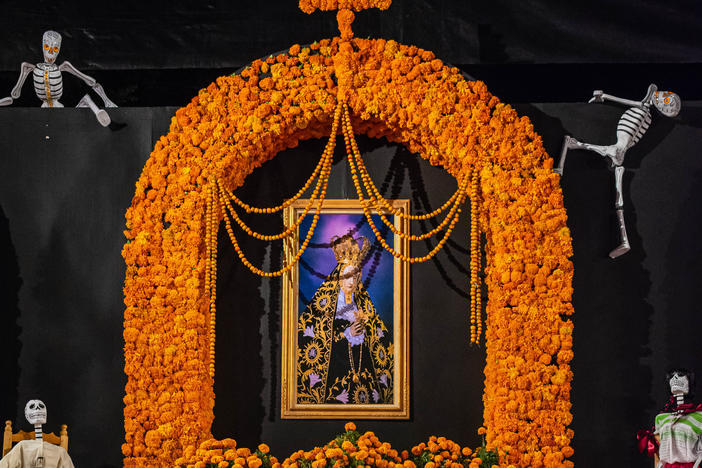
[344,422,357,432]
[341,441,355,452]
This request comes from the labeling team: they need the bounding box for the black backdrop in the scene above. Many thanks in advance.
[1,1,701,467]
[1,102,701,468]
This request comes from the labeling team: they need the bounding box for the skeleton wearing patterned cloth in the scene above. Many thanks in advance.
[554,83,681,258]
[654,370,702,468]
[296,234,393,405]
[0,31,117,127]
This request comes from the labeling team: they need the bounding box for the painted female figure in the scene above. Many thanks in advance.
[297,234,393,405]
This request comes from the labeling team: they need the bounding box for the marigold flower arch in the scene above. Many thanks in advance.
[122,19,575,468]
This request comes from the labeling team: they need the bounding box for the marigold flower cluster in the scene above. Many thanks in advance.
[176,423,504,468]
[122,20,574,468]
[298,0,392,14]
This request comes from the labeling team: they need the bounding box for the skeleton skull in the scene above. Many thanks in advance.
[24,399,47,425]
[653,90,681,117]
[42,31,61,64]
[669,372,690,396]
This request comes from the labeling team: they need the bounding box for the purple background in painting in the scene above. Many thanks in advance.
[298,213,394,330]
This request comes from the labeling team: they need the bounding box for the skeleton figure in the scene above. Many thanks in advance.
[24,399,47,467]
[652,370,702,468]
[668,369,693,409]
[554,84,681,259]
[0,30,117,127]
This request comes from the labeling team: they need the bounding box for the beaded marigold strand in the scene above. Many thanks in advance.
[216,103,341,277]
[342,104,462,263]
[352,140,463,220]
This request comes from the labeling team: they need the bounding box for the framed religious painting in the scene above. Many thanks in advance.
[281,199,410,419]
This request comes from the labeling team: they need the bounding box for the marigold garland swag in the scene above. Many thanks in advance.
[122,0,575,466]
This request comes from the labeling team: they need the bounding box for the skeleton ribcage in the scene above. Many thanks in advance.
[617,106,651,149]
[33,67,63,104]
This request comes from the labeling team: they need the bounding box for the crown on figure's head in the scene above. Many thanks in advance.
[331,233,369,268]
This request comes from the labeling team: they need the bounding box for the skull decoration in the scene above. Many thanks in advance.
[42,31,61,64]
[653,90,682,117]
[24,399,47,425]
[670,372,690,396]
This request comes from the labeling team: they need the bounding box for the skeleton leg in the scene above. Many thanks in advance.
[77,94,111,127]
[91,83,117,108]
[555,135,618,174]
[554,136,574,175]
[609,165,631,258]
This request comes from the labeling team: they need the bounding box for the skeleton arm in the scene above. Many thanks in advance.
[0,62,35,106]
[59,61,117,107]
[589,84,658,108]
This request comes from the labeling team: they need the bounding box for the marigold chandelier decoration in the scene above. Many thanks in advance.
[203,0,486,357]
[206,96,483,363]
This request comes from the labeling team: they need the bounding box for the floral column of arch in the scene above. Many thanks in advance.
[122,37,574,468]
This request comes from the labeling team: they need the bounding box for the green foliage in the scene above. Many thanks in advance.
[334,429,361,447]
[256,449,275,468]
[410,450,432,467]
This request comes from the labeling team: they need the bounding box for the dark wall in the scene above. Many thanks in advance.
[0,108,176,467]
[1,0,701,71]
[1,102,701,467]
[2,1,702,106]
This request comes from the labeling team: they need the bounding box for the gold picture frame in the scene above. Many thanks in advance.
[281,199,410,419]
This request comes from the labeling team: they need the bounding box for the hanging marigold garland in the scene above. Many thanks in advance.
[122,0,575,466]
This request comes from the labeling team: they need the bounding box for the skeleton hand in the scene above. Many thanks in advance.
[0,96,13,106]
[589,90,604,103]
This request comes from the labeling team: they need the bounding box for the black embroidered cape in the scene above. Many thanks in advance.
[297,263,393,404]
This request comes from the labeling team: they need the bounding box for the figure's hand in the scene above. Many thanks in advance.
[0,96,12,106]
[350,320,365,337]
[589,90,604,103]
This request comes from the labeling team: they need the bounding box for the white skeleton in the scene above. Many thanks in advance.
[669,372,691,408]
[555,84,681,259]
[25,399,47,467]
[0,30,117,127]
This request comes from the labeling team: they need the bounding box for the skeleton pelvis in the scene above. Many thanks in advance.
[41,101,64,108]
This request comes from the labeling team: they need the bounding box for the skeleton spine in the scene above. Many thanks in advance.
[675,394,685,407]
[33,66,63,104]
[34,423,42,441]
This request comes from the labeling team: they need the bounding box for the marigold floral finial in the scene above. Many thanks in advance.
[299,0,392,38]
[299,0,392,14]
[337,9,355,39]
